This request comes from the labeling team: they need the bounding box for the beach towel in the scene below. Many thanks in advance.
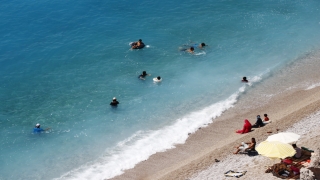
[224,170,247,178]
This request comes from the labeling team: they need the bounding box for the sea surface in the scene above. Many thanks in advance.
[1,0,320,179]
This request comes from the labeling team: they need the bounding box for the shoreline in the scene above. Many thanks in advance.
[111,51,320,180]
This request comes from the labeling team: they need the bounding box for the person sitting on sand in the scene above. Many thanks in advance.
[236,119,252,134]
[138,71,151,80]
[234,138,256,154]
[263,114,269,122]
[33,123,50,133]
[292,144,302,159]
[131,39,145,49]
[252,115,264,128]
[241,77,248,83]
[110,97,120,106]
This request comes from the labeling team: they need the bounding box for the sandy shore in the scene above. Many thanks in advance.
[111,51,320,180]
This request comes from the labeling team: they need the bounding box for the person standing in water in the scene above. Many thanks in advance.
[110,97,120,106]
[33,123,50,133]
[138,71,151,80]
[242,77,248,83]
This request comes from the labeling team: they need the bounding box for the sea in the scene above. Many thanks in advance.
[1,0,320,179]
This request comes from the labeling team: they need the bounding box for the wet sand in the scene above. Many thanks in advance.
[111,50,320,180]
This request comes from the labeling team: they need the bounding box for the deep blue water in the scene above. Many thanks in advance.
[1,0,320,179]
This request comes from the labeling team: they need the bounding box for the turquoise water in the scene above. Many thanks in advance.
[1,0,320,179]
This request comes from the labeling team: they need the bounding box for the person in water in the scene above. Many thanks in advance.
[242,77,248,83]
[199,43,206,48]
[252,115,264,128]
[110,97,119,106]
[138,71,151,80]
[33,123,49,133]
[131,39,145,49]
[186,47,194,54]
[153,76,162,82]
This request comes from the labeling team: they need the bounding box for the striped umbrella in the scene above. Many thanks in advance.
[256,141,296,159]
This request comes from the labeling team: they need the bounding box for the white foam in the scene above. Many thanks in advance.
[55,87,247,180]
[305,82,320,90]
[194,51,206,56]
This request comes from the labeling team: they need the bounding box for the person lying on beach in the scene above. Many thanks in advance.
[252,115,264,128]
[234,138,256,154]
[131,39,145,49]
[236,119,252,134]
[241,77,248,83]
[33,123,50,133]
[138,71,151,80]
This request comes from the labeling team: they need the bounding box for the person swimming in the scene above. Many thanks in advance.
[242,77,248,83]
[199,43,206,48]
[153,76,162,82]
[110,97,120,106]
[186,47,194,53]
[33,123,50,133]
[138,71,151,80]
[131,39,145,49]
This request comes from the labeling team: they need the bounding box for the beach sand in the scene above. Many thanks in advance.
[111,51,320,180]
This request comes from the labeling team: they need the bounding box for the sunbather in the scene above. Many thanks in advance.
[234,138,256,154]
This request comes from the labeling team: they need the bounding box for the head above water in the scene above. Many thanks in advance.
[200,43,206,47]
[113,97,116,100]
[35,123,40,128]
[138,39,142,42]
[157,76,161,80]
[243,77,247,80]
[190,47,194,51]
[142,71,147,75]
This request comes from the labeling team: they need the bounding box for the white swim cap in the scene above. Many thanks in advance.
[36,123,40,127]
[113,97,116,100]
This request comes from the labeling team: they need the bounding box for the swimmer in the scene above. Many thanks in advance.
[153,76,162,82]
[242,77,248,83]
[131,39,145,49]
[186,47,194,54]
[138,71,151,80]
[110,97,120,106]
[199,43,206,48]
[33,123,50,133]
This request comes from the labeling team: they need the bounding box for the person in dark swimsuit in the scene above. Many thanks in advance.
[242,77,248,83]
[110,97,119,106]
[138,71,150,80]
[131,39,145,49]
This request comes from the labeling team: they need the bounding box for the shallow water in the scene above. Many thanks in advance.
[1,0,320,179]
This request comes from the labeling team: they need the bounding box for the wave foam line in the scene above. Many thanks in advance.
[55,87,247,180]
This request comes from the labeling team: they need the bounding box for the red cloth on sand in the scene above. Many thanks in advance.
[236,119,252,134]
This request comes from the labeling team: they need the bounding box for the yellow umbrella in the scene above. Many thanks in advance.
[256,141,296,159]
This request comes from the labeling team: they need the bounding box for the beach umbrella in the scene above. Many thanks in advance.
[266,132,300,144]
[256,141,296,159]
